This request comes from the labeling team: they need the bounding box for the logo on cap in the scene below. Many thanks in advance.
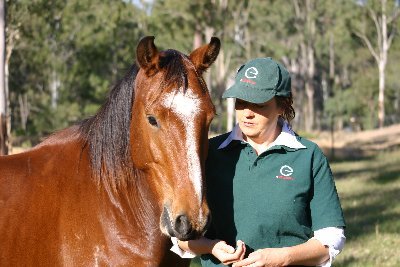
[240,67,258,85]
[245,67,258,79]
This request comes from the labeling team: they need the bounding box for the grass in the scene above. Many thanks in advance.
[333,149,400,266]
[190,148,400,267]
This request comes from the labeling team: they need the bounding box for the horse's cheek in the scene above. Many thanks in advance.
[130,121,152,169]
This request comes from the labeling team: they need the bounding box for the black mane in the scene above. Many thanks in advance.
[78,50,203,188]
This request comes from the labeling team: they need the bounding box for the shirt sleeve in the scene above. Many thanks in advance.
[312,227,346,267]
[170,237,197,259]
[310,147,346,230]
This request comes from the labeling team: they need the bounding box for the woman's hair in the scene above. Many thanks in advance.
[276,95,295,124]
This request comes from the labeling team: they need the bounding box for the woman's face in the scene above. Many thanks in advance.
[235,97,283,144]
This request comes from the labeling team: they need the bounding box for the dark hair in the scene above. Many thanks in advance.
[276,95,295,124]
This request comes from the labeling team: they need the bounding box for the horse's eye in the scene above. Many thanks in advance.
[147,115,159,128]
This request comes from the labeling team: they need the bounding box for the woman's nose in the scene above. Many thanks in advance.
[243,108,254,117]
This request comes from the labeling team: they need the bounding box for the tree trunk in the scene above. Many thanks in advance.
[226,76,235,132]
[0,0,7,155]
[193,24,202,49]
[305,79,314,132]
[377,0,389,128]
[377,60,385,128]
[354,0,399,128]
[302,41,316,132]
[305,0,316,132]
[292,0,316,132]
[18,94,30,131]
[50,69,60,109]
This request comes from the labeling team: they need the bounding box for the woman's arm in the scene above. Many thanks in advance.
[284,238,330,266]
[177,236,219,255]
[232,238,329,267]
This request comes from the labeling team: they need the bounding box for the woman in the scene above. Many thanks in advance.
[171,58,346,267]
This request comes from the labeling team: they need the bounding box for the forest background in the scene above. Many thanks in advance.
[1,0,400,153]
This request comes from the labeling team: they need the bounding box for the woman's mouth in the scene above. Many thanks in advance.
[242,121,255,127]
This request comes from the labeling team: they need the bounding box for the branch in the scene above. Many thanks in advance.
[387,24,396,50]
[354,31,380,63]
[368,6,382,53]
[387,6,400,24]
[292,0,301,18]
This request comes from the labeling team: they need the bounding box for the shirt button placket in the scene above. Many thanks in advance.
[248,148,255,166]
[247,147,256,171]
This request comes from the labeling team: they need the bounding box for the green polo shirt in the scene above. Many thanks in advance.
[200,125,345,266]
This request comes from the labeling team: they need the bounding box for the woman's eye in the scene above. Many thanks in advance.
[147,115,159,128]
[235,101,245,109]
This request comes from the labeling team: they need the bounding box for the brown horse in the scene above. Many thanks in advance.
[0,36,220,266]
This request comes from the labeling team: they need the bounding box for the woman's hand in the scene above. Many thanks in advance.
[232,247,288,267]
[211,240,246,266]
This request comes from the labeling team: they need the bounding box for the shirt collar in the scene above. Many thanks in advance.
[218,119,306,150]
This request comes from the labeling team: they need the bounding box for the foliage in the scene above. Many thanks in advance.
[7,0,144,140]
[5,0,400,143]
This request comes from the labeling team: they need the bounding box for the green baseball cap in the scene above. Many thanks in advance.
[222,57,291,104]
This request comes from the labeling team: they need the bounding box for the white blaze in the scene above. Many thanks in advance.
[162,89,202,202]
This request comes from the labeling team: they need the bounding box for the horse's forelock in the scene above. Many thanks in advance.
[160,49,208,95]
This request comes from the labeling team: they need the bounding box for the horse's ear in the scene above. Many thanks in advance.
[136,36,160,75]
[189,37,220,74]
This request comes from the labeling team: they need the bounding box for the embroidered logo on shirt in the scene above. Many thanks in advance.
[276,165,294,180]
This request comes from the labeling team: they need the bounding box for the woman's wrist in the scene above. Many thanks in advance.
[279,239,330,266]
[193,237,220,255]
[178,237,218,255]
[281,247,292,266]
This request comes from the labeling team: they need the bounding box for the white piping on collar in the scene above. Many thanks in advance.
[218,119,306,150]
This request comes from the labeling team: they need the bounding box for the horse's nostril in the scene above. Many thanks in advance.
[174,214,193,239]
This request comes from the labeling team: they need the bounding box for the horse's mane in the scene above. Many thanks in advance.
[78,50,204,189]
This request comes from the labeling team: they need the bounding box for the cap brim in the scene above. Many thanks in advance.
[222,84,276,104]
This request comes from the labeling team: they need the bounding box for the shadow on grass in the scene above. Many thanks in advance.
[333,165,376,180]
[371,169,400,184]
[331,151,400,181]
[342,187,400,240]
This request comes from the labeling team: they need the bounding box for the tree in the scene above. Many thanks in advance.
[7,0,144,140]
[354,0,400,128]
[0,0,7,155]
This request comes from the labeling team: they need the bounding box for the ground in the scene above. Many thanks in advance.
[311,123,400,160]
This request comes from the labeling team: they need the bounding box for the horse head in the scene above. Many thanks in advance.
[131,36,220,240]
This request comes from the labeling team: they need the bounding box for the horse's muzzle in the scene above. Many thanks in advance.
[161,207,209,241]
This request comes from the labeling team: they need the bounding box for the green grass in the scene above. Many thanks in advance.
[190,149,400,267]
[333,149,400,266]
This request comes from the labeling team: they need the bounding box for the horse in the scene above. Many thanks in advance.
[0,36,220,266]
